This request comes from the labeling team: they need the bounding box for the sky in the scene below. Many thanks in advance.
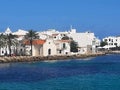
[0,0,120,39]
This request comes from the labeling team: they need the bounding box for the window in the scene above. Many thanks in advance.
[109,39,111,41]
[90,48,92,50]
[63,43,66,48]
[66,52,68,54]
[48,49,51,55]
[114,43,117,46]
[111,39,113,42]
[59,50,61,54]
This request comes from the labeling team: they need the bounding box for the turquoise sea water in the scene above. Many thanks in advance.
[0,54,120,90]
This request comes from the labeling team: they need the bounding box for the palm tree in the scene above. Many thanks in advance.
[7,33,18,56]
[0,33,18,56]
[25,30,39,56]
[0,33,6,56]
[11,37,19,56]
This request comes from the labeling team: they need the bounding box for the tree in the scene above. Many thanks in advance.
[0,34,6,56]
[7,33,17,56]
[25,30,39,56]
[0,33,17,56]
[70,40,78,52]
[11,37,19,56]
[62,36,69,40]
[1,34,8,56]
[100,41,108,47]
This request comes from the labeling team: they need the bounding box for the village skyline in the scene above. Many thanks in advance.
[0,26,119,39]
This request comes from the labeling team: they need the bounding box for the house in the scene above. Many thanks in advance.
[42,39,57,56]
[13,29,28,41]
[37,27,100,55]
[68,29,100,54]
[102,36,120,49]
[24,39,57,56]
[23,38,71,56]
[55,40,71,55]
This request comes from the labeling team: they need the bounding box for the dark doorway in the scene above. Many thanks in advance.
[48,49,51,55]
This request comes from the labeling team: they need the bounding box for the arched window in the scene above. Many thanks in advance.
[48,49,51,55]
[63,43,66,49]
[59,50,61,54]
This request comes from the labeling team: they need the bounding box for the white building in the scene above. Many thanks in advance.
[23,38,71,56]
[4,27,12,35]
[55,40,71,55]
[37,28,100,54]
[102,36,120,49]
[38,29,68,40]
[13,29,28,41]
[68,28,100,54]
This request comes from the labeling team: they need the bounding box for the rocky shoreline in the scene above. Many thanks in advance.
[0,53,106,63]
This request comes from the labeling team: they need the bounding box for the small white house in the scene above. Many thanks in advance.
[43,39,57,56]
[24,39,57,56]
[13,29,28,41]
[102,36,120,49]
[55,40,71,55]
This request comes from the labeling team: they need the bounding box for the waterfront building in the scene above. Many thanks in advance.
[23,38,71,56]
[55,40,71,55]
[68,28,100,54]
[102,36,120,49]
[26,28,100,56]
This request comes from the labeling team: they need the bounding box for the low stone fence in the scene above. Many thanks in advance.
[0,53,105,63]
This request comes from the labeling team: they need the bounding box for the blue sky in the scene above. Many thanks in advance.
[0,0,120,38]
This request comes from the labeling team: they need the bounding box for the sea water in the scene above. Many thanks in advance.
[0,54,120,90]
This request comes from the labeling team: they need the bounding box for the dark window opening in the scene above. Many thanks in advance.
[48,49,51,55]
[59,50,61,54]
[63,43,66,48]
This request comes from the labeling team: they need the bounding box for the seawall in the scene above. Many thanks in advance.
[0,53,105,63]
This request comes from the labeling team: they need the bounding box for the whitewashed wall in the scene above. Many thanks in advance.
[43,39,57,56]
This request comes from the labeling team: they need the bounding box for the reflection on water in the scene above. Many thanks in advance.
[80,57,95,61]
[0,63,10,68]
[43,60,59,63]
